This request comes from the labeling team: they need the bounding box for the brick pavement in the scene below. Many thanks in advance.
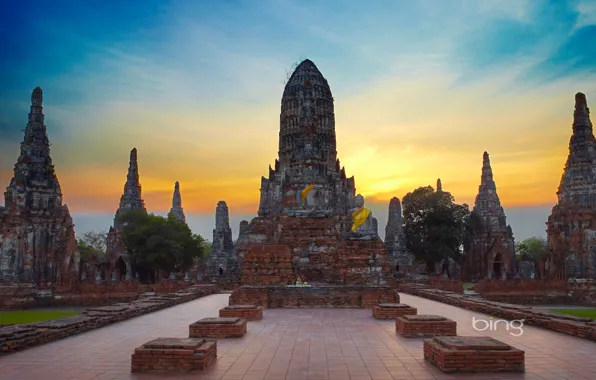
[0,293,595,380]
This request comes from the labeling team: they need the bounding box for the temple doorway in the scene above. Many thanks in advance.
[492,253,503,279]
[218,267,224,276]
[115,256,127,280]
[395,264,400,272]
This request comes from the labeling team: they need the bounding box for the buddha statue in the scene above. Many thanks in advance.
[348,194,376,240]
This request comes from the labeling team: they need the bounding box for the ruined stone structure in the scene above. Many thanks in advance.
[105,148,146,281]
[168,181,185,223]
[205,201,237,280]
[0,87,79,285]
[235,59,390,285]
[384,197,411,272]
[463,152,515,281]
[547,93,596,278]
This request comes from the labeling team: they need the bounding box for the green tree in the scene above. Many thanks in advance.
[77,230,107,262]
[116,210,206,281]
[403,186,470,274]
[516,237,547,262]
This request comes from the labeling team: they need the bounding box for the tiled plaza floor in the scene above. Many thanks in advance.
[1,293,596,380]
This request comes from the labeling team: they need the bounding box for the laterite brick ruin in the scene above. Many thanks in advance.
[396,314,457,337]
[547,93,596,278]
[0,87,79,287]
[372,303,417,320]
[188,317,247,338]
[229,59,396,307]
[424,336,525,373]
[219,304,264,320]
[131,337,217,373]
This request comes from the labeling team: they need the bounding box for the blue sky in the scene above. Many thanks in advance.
[1,0,596,242]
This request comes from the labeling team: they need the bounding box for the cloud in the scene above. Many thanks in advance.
[2,0,596,219]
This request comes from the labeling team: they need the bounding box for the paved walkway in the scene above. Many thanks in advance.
[1,293,595,380]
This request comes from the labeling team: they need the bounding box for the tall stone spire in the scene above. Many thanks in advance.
[384,197,410,269]
[114,148,146,227]
[436,178,442,192]
[1,87,78,283]
[279,59,337,172]
[213,201,233,251]
[473,152,505,226]
[168,181,185,223]
[464,151,516,280]
[205,201,236,279]
[4,87,63,213]
[557,92,596,206]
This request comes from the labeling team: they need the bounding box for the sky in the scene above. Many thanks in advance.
[1,0,596,242]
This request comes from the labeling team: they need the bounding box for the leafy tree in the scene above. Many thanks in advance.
[77,230,107,262]
[116,210,205,281]
[402,186,470,274]
[516,237,547,262]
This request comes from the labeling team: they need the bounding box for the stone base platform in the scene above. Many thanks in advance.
[424,336,525,373]
[372,303,417,320]
[396,315,456,337]
[189,317,247,338]
[219,304,264,320]
[131,337,217,372]
[229,285,399,308]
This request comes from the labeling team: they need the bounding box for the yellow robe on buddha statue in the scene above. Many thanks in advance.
[301,184,315,204]
[351,207,371,232]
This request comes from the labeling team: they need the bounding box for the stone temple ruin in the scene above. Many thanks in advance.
[168,181,186,223]
[0,87,79,286]
[384,197,410,273]
[233,59,391,288]
[105,148,147,281]
[547,93,596,278]
[463,152,516,281]
[204,201,237,281]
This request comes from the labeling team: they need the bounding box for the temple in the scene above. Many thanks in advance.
[105,148,147,281]
[547,93,596,278]
[204,201,237,281]
[234,59,390,287]
[0,87,79,285]
[168,181,185,223]
[384,197,410,273]
[463,152,515,281]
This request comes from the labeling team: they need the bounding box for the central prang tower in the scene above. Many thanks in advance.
[258,60,355,217]
[234,59,392,290]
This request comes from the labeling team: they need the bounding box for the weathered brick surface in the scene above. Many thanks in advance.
[131,337,217,372]
[396,315,456,337]
[429,277,463,294]
[399,283,596,342]
[219,305,264,320]
[189,317,247,338]
[237,216,391,286]
[424,336,524,373]
[229,285,399,308]
[0,284,218,353]
[372,303,417,320]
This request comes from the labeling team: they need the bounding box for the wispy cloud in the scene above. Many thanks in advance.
[1,0,595,218]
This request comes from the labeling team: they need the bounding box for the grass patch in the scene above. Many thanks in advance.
[550,308,596,319]
[463,283,475,290]
[0,310,81,325]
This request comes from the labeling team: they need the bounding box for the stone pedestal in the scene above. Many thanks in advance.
[189,317,247,338]
[219,305,264,320]
[396,315,456,337]
[131,337,216,372]
[424,336,525,373]
[372,303,417,320]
